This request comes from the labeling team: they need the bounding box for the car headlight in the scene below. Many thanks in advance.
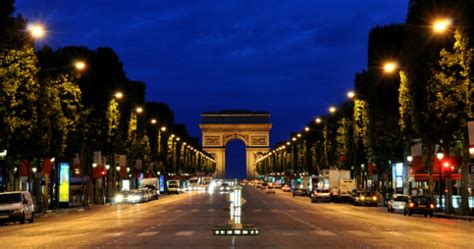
[133,195,141,201]
[373,197,377,201]
[127,195,134,201]
[360,196,366,200]
[115,194,124,202]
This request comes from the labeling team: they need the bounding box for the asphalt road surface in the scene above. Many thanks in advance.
[1,186,473,248]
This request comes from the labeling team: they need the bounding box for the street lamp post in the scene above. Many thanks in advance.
[436,147,444,210]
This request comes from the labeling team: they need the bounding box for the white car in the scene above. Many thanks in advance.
[387,195,409,213]
[0,191,35,224]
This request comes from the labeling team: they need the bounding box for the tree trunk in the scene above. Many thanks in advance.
[461,139,471,215]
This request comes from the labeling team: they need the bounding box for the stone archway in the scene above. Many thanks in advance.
[200,111,271,179]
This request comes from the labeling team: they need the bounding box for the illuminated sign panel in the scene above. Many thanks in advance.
[59,163,70,202]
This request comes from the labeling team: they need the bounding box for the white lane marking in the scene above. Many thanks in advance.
[271,209,279,213]
[191,209,199,213]
[253,209,262,212]
[289,209,296,213]
[313,230,336,236]
[347,231,372,237]
[107,232,124,237]
[174,210,183,213]
[384,231,403,237]
[138,231,159,236]
[175,231,194,236]
[208,208,215,212]
[281,232,298,236]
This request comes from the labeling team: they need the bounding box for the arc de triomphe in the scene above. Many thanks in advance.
[200,111,271,179]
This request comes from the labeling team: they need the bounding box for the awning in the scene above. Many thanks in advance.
[414,173,461,181]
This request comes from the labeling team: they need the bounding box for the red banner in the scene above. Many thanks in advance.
[19,160,30,176]
[72,163,82,177]
[120,166,127,178]
[92,165,107,178]
[41,158,53,175]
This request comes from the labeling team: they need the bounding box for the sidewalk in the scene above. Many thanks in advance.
[35,204,109,218]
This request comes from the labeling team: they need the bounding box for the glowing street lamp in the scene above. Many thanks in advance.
[347,91,355,99]
[315,118,322,124]
[27,23,46,39]
[432,18,452,34]
[161,126,167,132]
[74,61,86,71]
[150,119,157,124]
[114,91,123,99]
[304,127,310,132]
[383,61,398,74]
[136,107,143,113]
[329,106,336,113]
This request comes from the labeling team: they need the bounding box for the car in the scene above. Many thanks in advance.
[266,184,276,194]
[353,191,379,206]
[274,182,282,189]
[404,195,435,217]
[220,183,231,192]
[0,191,35,224]
[282,184,291,192]
[118,190,145,204]
[387,195,409,213]
[139,188,153,202]
[292,188,307,197]
[311,189,331,203]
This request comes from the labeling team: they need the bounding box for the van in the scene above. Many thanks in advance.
[0,191,35,224]
[167,180,180,194]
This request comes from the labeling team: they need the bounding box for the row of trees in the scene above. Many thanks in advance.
[0,0,216,206]
[257,0,474,215]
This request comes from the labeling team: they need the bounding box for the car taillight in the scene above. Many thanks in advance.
[409,203,414,208]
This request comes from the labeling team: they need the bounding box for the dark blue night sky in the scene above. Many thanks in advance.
[16,0,407,147]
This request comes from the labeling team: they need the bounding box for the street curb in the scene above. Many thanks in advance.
[434,213,474,222]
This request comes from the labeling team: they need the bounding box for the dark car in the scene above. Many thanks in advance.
[353,191,379,206]
[404,195,435,217]
[311,189,331,203]
[292,188,307,197]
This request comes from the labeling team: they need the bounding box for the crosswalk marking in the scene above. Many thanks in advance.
[289,209,296,213]
[138,232,159,236]
[208,208,215,212]
[191,209,199,213]
[313,230,336,236]
[175,231,194,236]
[174,210,183,213]
[253,209,263,212]
[271,209,279,213]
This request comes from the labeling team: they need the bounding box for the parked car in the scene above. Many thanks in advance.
[404,195,435,217]
[139,188,153,202]
[387,195,409,213]
[352,191,378,206]
[311,189,331,203]
[0,191,35,224]
[282,184,291,192]
[292,188,307,197]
